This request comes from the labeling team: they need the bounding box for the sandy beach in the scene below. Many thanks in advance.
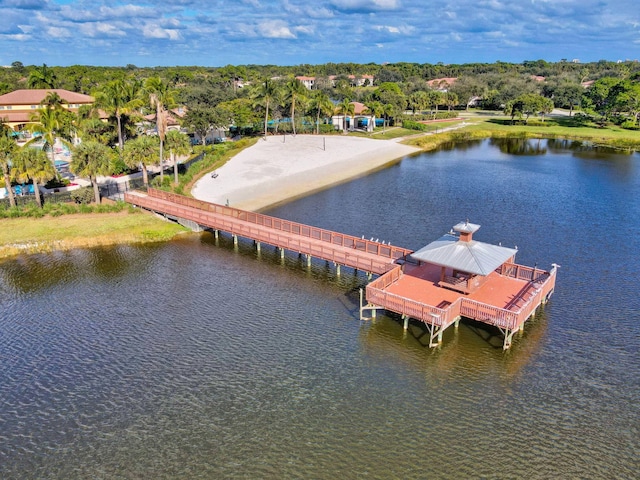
[192,135,420,211]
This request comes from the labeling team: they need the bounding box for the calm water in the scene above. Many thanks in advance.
[0,139,638,479]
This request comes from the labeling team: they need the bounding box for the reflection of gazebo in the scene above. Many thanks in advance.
[410,221,518,294]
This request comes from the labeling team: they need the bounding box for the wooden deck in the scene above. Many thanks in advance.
[125,189,412,275]
[124,188,556,350]
[366,262,556,349]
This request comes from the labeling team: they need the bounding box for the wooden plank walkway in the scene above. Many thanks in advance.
[124,188,556,350]
[125,188,413,275]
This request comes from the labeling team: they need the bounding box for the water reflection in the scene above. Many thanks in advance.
[489,137,547,155]
[0,246,157,294]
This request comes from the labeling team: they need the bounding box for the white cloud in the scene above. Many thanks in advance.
[47,26,71,38]
[257,20,296,39]
[79,22,126,37]
[142,25,181,40]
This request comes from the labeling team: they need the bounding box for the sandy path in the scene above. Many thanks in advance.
[192,135,419,211]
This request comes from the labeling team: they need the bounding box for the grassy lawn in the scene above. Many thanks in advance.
[405,116,640,150]
[0,210,188,259]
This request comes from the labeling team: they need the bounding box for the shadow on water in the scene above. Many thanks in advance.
[0,246,159,295]
[357,307,549,383]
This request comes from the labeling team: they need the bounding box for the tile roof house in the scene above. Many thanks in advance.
[426,77,457,91]
[0,89,96,129]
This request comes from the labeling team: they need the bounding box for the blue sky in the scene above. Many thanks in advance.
[0,0,638,67]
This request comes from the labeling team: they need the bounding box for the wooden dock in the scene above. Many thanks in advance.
[125,189,556,349]
[125,189,411,275]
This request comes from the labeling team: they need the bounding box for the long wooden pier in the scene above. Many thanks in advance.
[125,188,556,349]
[125,189,412,275]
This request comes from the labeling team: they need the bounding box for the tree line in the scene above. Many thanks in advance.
[1,59,639,209]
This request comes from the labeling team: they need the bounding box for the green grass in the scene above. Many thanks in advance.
[405,116,640,151]
[0,211,188,259]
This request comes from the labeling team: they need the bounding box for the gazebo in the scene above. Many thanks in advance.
[409,221,518,294]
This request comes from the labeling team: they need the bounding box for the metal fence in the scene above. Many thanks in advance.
[98,177,147,201]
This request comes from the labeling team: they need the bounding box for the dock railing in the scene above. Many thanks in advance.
[366,267,459,326]
[366,265,557,330]
[144,188,413,260]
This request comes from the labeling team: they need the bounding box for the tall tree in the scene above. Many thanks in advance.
[27,64,58,89]
[11,146,55,207]
[95,78,143,151]
[408,91,429,115]
[26,104,73,168]
[336,99,355,133]
[284,78,307,135]
[70,141,113,203]
[123,135,159,186]
[165,130,191,184]
[444,91,459,112]
[308,91,334,134]
[364,101,384,131]
[0,132,17,207]
[144,77,177,178]
[251,79,279,139]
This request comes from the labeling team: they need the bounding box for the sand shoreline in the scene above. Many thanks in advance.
[192,135,420,211]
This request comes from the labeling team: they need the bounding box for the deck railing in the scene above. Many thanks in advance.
[366,265,557,330]
[497,263,549,283]
[366,267,459,326]
[144,188,412,260]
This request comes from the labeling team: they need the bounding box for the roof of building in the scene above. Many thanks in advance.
[0,89,94,106]
[410,227,518,276]
[426,77,457,88]
[351,101,368,115]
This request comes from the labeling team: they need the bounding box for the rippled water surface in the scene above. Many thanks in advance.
[1,139,638,478]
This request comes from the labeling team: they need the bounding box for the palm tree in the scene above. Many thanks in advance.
[364,101,384,131]
[70,141,113,203]
[336,99,355,133]
[426,90,443,120]
[0,133,17,207]
[123,135,159,186]
[164,130,191,184]
[95,78,143,151]
[26,105,73,168]
[383,103,396,131]
[11,147,55,207]
[40,92,64,109]
[284,78,307,135]
[144,77,177,177]
[309,91,334,134]
[251,79,279,139]
[444,92,459,112]
[408,91,429,115]
[27,64,58,89]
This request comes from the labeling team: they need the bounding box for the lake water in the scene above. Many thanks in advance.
[0,139,638,478]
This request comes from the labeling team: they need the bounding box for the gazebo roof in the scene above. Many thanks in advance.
[409,227,517,276]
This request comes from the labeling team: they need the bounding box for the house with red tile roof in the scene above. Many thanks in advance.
[0,89,96,130]
[426,77,457,91]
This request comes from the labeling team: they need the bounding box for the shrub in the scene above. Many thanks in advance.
[402,120,429,131]
[621,120,639,130]
[70,187,95,204]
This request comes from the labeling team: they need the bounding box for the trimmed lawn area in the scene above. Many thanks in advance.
[0,211,188,259]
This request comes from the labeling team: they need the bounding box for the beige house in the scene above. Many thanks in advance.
[331,101,375,133]
[295,74,375,90]
[0,89,96,131]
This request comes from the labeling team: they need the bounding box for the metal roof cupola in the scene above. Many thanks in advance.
[453,220,480,243]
